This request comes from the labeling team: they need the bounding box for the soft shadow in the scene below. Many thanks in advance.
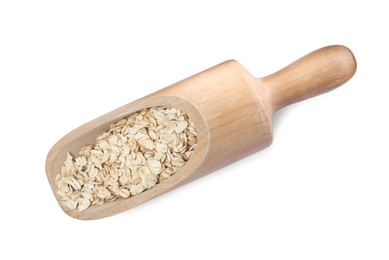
[272,106,293,134]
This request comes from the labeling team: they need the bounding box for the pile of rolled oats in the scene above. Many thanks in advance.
[55,107,197,211]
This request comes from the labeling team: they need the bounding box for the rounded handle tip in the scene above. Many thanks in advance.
[328,45,357,85]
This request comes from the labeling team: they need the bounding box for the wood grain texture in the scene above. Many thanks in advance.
[261,45,357,112]
[46,45,356,220]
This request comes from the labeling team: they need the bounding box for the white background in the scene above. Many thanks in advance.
[0,1,388,259]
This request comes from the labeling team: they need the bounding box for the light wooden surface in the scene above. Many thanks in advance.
[46,45,356,220]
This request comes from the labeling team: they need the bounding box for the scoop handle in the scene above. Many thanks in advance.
[260,45,357,112]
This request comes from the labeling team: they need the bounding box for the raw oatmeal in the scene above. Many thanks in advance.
[55,107,197,211]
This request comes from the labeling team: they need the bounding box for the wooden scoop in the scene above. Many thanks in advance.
[46,45,356,220]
